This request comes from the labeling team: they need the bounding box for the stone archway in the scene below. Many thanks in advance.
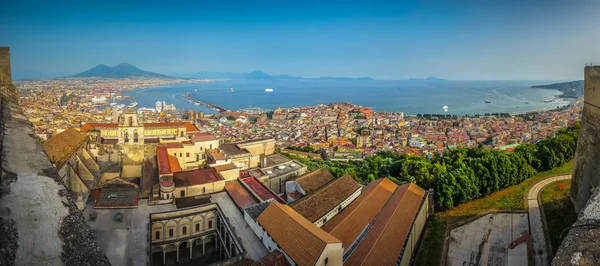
[151,246,164,266]
[163,243,178,265]
[178,241,191,264]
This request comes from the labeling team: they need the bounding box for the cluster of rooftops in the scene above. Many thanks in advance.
[233,167,432,266]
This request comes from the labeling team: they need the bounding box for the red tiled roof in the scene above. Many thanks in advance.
[257,202,341,266]
[191,133,217,142]
[225,181,258,209]
[157,145,181,175]
[173,168,224,187]
[345,183,426,266]
[81,123,118,132]
[143,122,199,132]
[165,142,184,149]
[157,146,172,175]
[242,177,285,204]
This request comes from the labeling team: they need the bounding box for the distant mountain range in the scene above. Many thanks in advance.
[173,70,374,81]
[532,80,584,98]
[408,76,445,81]
[69,63,174,78]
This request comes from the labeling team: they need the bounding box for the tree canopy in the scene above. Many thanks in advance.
[283,122,580,208]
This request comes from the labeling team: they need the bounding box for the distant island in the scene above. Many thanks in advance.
[408,76,445,81]
[173,70,374,81]
[69,63,175,79]
[532,80,584,98]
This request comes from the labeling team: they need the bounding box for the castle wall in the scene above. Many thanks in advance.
[571,66,600,211]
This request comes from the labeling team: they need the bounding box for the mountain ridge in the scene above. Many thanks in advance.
[532,80,584,98]
[69,63,174,78]
[173,70,374,81]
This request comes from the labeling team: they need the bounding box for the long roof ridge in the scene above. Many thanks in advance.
[343,182,404,262]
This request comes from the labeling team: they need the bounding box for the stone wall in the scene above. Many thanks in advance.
[0,47,11,85]
[0,47,17,103]
[0,101,110,265]
[571,66,600,212]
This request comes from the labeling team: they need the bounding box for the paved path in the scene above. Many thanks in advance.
[526,175,571,266]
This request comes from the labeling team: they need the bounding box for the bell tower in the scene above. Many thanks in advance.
[118,108,144,145]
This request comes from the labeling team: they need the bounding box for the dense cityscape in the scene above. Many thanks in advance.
[3,1,600,266]
[18,77,582,158]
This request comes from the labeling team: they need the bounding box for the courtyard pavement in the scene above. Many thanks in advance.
[447,213,529,266]
[84,199,176,266]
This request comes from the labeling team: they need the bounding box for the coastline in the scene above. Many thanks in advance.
[122,79,575,117]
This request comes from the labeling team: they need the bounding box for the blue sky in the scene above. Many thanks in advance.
[1,0,600,80]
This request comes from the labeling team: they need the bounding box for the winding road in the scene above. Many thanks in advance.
[527,175,571,266]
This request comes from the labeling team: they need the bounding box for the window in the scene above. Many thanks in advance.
[174,153,177,157]
[325,258,329,265]
[155,231,160,240]
[196,154,199,161]
[186,152,190,158]
[322,218,327,224]
[200,147,203,151]
[338,205,342,212]
[202,154,206,159]
[196,223,200,232]
[180,191,185,197]
[202,187,206,193]
[208,220,213,229]
[180,153,182,157]
[169,228,174,238]
[182,226,187,235]
[210,144,213,149]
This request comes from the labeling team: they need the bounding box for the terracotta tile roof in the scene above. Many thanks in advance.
[345,183,426,266]
[157,145,181,175]
[257,202,341,266]
[165,142,183,149]
[248,250,288,266]
[213,163,237,172]
[143,122,199,132]
[225,181,258,210]
[43,128,87,169]
[242,177,285,204]
[290,174,361,223]
[322,178,397,248]
[207,149,226,160]
[80,123,117,132]
[173,168,224,187]
[294,168,335,195]
[191,133,217,142]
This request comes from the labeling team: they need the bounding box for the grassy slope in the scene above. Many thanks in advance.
[414,160,573,266]
[540,179,578,255]
[414,216,447,266]
[438,161,573,223]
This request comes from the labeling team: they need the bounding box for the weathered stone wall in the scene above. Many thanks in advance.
[0,47,11,85]
[571,66,600,212]
[0,101,110,265]
[0,47,17,103]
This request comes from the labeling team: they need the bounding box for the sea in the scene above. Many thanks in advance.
[121,80,572,115]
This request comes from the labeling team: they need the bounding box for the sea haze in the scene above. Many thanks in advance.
[122,80,571,115]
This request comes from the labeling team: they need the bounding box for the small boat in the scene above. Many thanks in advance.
[194,89,198,92]
[231,88,234,92]
[524,102,529,104]
[484,100,491,103]
[265,88,273,92]
[442,105,449,112]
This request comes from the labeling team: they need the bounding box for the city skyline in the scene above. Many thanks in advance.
[2,0,600,80]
